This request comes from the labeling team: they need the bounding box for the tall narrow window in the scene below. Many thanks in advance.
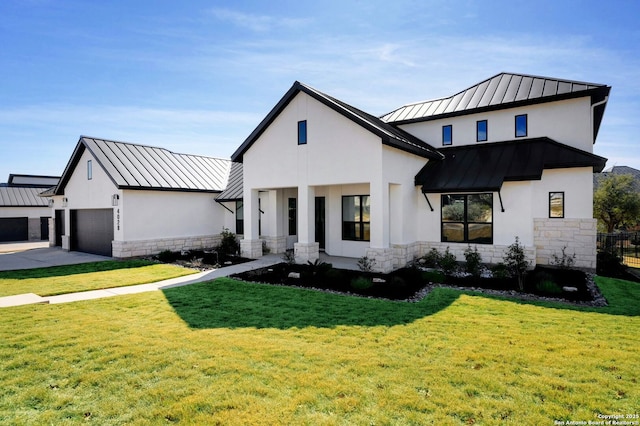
[87,160,92,180]
[477,120,488,142]
[342,195,370,241]
[515,114,527,137]
[298,120,307,145]
[442,125,452,146]
[288,198,297,235]
[235,201,244,235]
[549,192,564,218]
[441,193,493,244]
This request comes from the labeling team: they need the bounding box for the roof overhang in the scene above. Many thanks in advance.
[415,137,607,194]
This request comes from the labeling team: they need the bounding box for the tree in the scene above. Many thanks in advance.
[593,173,640,233]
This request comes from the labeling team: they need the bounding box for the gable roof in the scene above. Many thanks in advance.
[381,72,610,140]
[215,162,243,202]
[231,81,443,162]
[415,137,607,193]
[55,136,231,195]
[594,165,640,192]
[0,186,50,207]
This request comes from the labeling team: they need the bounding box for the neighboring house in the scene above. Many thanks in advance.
[49,136,235,257]
[231,72,610,271]
[0,174,60,242]
[594,165,640,191]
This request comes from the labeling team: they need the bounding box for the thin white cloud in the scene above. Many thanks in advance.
[209,8,310,32]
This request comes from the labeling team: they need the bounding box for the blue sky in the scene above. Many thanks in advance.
[1,0,639,181]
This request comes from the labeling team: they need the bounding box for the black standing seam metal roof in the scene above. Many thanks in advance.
[381,72,611,141]
[54,137,232,195]
[231,81,443,163]
[415,137,607,194]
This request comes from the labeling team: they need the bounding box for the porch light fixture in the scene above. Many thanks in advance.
[112,194,119,206]
[62,197,68,207]
[48,199,54,207]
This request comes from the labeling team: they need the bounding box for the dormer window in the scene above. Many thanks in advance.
[298,120,307,145]
[515,114,528,137]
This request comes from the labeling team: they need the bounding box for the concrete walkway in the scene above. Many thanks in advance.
[0,254,283,308]
[0,243,111,271]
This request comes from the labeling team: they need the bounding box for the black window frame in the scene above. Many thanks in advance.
[288,198,297,236]
[342,195,370,241]
[549,192,565,218]
[441,193,493,244]
[298,120,307,145]
[235,201,244,235]
[476,120,488,142]
[442,124,452,146]
[515,114,528,138]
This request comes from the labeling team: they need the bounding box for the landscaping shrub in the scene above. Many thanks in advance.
[422,248,442,268]
[535,280,562,295]
[440,247,458,275]
[596,251,627,278]
[491,262,509,280]
[218,227,239,256]
[504,236,530,291]
[357,256,375,272]
[422,270,445,283]
[157,250,179,263]
[463,245,482,277]
[551,246,576,270]
[350,276,373,290]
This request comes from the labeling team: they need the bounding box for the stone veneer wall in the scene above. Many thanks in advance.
[112,234,223,258]
[533,218,597,271]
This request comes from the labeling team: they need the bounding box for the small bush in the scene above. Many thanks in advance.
[463,245,483,277]
[440,247,458,275]
[422,270,445,283]
[422,248,442,268]
[282,250,296,265]
[491,263,509,280]
[350,276,373,290]
[357,256,376,273]
[504,237,530,291]
[596,250,626,278]
[551,246,576,270]
[536,280,562,295]
[219,228,239,256]
[323,268,344,284]
[157,250,178,263]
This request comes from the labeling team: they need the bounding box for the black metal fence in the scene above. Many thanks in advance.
[597,232,640,268]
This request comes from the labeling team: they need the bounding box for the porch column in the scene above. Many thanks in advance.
[264,189,286,254]
[294,185,319,263]
[240,188,263,258]
[366,181,394,273]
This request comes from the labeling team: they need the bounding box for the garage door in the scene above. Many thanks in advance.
[70,209,114,257]
[0,217,28,242]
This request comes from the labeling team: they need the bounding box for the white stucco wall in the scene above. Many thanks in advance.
[399,97,593,152]
[0,206,50,219]
[120,190,226,241]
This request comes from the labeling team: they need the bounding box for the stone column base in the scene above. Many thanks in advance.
[365,247,395,273]
[241,239,263,259]
[294,242,319,264]
[262,236,287,254]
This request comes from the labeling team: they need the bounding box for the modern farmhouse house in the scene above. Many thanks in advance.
[48,72,610,272]
[49,136,235,257]
[232,72,609,271]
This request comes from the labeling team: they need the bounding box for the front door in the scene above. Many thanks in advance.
[315,197,325,251]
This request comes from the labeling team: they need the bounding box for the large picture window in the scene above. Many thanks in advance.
[441,193,493,244]
[342,195,370,241]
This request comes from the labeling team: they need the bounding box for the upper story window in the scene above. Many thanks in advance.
[442,125,452,146]
[476,120,488,142]
[549,192,564,218]
[515,114,528,137]
[87,160,92,180]
[298,120,307,145]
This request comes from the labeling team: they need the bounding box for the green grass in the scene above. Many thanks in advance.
[0,275,638,425]
[0,260,195,297]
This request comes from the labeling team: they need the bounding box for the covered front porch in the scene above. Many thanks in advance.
[239,181,414,273]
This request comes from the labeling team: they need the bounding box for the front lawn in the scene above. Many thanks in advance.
[0,275,638,424]
[0,260,196,297]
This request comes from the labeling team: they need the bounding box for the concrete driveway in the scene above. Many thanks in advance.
[0,242,111,271]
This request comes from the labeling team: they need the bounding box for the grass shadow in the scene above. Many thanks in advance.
[162,278,461,329]
[0,260,157,280]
